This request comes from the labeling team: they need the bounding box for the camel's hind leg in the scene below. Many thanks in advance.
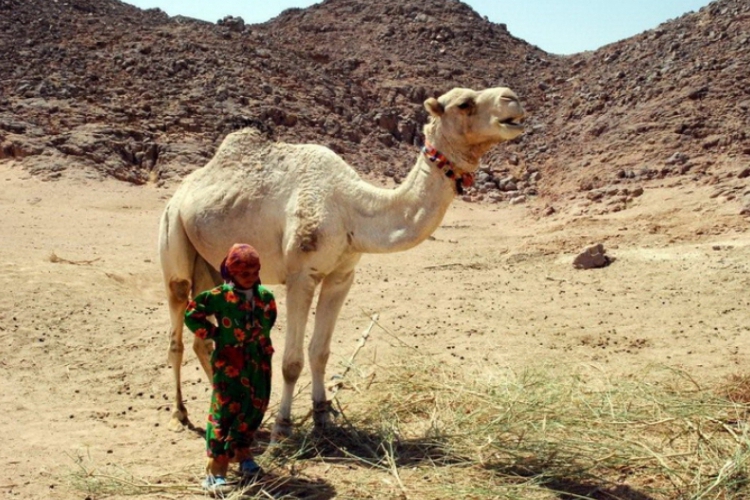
[166,278,191,431]
[159,206,197,431]
[309,269,355,429]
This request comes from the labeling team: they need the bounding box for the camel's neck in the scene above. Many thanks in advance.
[346,149,459,254]
[344,121,498,254]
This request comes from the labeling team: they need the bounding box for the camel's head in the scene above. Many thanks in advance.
[424,87,526,151]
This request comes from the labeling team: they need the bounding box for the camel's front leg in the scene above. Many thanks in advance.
[272,273,318,441]
[309,270,355,429]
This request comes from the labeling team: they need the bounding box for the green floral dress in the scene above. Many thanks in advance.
[184,283,276,458]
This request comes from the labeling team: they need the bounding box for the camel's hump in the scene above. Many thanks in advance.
[225,127,270,143]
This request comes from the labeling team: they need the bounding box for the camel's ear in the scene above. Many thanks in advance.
[424,97,444,117]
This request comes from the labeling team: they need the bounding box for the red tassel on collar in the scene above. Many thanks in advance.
[422,143,475,194]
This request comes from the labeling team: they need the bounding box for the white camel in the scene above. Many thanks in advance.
[159,86,525,438]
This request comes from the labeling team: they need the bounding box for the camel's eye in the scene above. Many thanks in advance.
[457,99,475,112]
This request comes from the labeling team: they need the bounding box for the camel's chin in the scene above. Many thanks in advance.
[498,121,524,133]
[497,124,524,141]
[493,115,524,134]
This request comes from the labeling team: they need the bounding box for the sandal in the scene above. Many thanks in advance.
[201,475,232,496]
[240,458,262,478]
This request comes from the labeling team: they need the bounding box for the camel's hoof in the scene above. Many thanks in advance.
[265,440,288,458]
[167,410,187,432]
[313,400,338,429]
[270,418,293,444]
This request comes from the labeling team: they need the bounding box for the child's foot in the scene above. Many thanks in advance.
[202,475,232,496]
[239,458,262,479]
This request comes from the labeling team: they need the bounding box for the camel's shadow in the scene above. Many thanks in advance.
[187,421,659,500]
[263,423,659,500]
[484,461,659,500]
[266,424,463,468]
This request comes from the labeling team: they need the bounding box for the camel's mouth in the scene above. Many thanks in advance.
[498,116,525,130]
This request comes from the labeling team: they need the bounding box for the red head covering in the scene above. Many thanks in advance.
[220,243,261,287]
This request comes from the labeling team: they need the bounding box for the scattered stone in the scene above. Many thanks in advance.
[741,194,750,216]
[573,243,613,270]
[665,152,690,166]
[687,86,709,100]
[218,15,245,32]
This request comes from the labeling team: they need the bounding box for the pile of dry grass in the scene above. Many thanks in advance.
[329,360,749,499]
[68,348,749,499]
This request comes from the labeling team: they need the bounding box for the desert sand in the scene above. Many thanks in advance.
[1,161,748,499]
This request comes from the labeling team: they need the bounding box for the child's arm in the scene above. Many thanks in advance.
[268,296,277,329]
[184,289,219,340]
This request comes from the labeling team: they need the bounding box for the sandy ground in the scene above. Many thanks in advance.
[1,161,749,499]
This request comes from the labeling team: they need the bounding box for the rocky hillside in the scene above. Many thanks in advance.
[1,0,748,212]
[532,0,750,212]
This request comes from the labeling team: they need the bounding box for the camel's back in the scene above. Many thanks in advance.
[176,127,363,207]
[166,127,368,279]
[206,128,359,182]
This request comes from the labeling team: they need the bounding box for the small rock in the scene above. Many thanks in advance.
[665,152,689,165]
[586,188,605,201]
[741,195,750,216]
[218,15,245,32]
[687,86,709,99]
[573,243,613,270]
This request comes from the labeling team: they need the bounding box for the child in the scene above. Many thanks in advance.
[184,243,277,493]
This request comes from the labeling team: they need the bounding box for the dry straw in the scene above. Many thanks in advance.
[68,318,749,499]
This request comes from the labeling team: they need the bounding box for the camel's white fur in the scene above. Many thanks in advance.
[159,87,525,438]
